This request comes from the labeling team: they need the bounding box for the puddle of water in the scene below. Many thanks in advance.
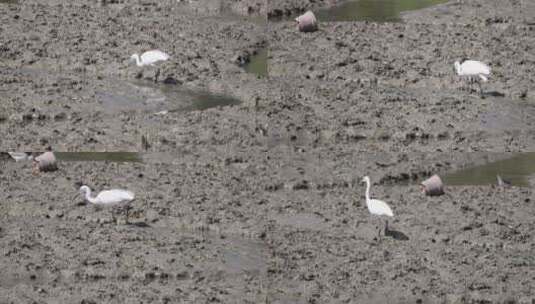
[317,0,448,22]
[219,236,267,275]
[175,90,242,112]
[55,152,143,163]
[272,0,447,22]
[442,153,535,187]
[478,97,535,131]
[134,220,268,276]
[98,80,242,112]
[244,48,268,78]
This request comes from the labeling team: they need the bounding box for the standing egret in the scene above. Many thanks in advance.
[362,176,394,239]
[130,50,170,82]
[74,185,135,224]
[454,60,491,95]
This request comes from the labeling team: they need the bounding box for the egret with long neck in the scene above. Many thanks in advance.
[362,176,394,239]
[75,185,135,223]
[130,50,169,67]
[130,50,170,82]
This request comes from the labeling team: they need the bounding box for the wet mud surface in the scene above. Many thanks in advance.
[2,0,535,302]
[1,0,534,151]
[0,0,267,150]
[2,152,535,303]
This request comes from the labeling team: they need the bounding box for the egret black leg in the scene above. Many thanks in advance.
[378,226,381,239]
[111,208,117,224]
[125,206,130,224]
[377,218,382,240]
[468,78,472,92]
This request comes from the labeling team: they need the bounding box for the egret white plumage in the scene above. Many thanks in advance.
[454,60,491,95]
[362,176,394,238]
[74,185,135,223]
[130,50,170,67]
[130,50,170,82]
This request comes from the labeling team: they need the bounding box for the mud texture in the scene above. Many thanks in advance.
[0,0,534,151]
[0,0,267,150]
[1,152,535,303]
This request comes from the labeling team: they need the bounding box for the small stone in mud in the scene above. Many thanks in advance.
[176,271,189,280]
[22,113,34,121]
[437,131,449,140]
[163,77,179,85]
[285,179,309,190]
[376,131,391,141]
[144,272,157,283]
[118,273,130,281]
[54,112,67,121]
[232,54,249,66]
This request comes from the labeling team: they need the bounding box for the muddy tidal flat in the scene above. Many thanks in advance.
[1,0,535,303]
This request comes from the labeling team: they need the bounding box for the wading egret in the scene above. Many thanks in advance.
[130,50,170,67]
[454,60,491,95]
[130,50,170,82]
[362,176,394,238]
[74,185,135,223]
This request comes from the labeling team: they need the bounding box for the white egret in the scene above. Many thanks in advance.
[454,60,491,95]
[362,176,394,238]
[130,50,170,67]
[7,152,32,162]
[130,50,170,83]
[74,185,135,223]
